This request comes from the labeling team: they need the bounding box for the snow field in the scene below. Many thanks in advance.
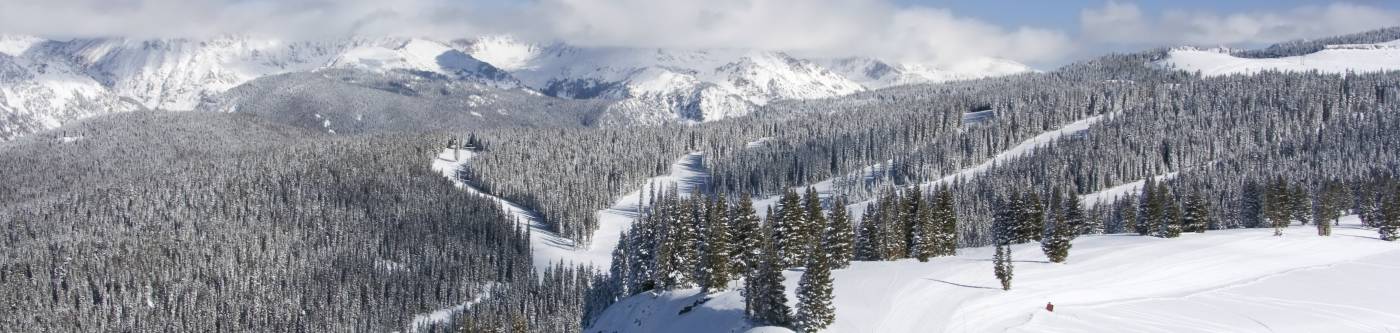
[591,217,1400,332]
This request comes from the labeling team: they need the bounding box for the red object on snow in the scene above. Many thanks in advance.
[1046,302,1055,312]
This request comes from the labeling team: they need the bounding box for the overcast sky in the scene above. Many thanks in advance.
[3,0,1399,67]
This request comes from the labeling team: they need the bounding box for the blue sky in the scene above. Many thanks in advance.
[4,0,1399,67]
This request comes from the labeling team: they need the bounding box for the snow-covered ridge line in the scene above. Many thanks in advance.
[431,148,709,271]
[1159,39,1400,77]
[590,218,1400,332]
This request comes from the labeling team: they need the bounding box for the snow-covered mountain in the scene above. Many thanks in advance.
[0,35,519,140]
[454,36,1028,124]
[0,34,1029,140]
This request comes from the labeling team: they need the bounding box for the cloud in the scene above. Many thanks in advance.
[1081,1,1400,46]
[0,0,1072,66]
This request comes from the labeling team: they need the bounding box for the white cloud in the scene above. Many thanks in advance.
[0,0,1072,66]
[1081,1,1400,46]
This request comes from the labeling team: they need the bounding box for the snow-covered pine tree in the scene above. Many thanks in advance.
[1265,178,1293,236]
[1160,183,1183,238]
[774,189,805,268]
[1041,197,1075,263]
[1241,179,1264,228]
[911,195,936,262]
[1060,190,1088,235]
[1137,178,1159,236]
[793,252,835,333]
[854,207,882,261]
[1380,185,1400,241]
[1312,180,1346,236]
[934,186,958,256]
[824,197,855,268]
[1290,184,1312,224]
[701,194,732,292]
[749,224,792,326]
[1020,191,1046,243]
[801,187,827,267]
[878,193,906,260]
[993,244,1013,291]
[1182,191,1211,233]
[730,193,764,279]
[901,187,924,258]
[608,230,632,297]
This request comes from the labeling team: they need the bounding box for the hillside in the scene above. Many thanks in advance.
[590,219,1400,332]
[1158,39,1400,77]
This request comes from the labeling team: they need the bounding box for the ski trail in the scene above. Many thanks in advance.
[432,148,708,271]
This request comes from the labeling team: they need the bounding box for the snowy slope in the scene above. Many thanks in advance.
[590,218,1400,332]
[330,38,517,87]
[1159,39,1400,77]
[432,148,708,271]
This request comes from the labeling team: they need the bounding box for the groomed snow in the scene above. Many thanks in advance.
[590,217,1400,332]
[432,148,708,271]
[1079,172,1178,208]
[1160,40,1400,77]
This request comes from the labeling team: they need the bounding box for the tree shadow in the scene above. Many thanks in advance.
[923,278,999,290]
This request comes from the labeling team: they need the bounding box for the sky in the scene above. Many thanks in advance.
[3,0,1399,67]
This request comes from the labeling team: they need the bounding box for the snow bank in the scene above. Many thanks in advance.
[1159,41,1400,77]
[432,148,708,271]
[590,218,1400,332]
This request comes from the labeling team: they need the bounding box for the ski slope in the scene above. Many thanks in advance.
[589,218,1400,332]
[1079,172,1179,208]
[432,148,708,271]
[1159,40,1400,77]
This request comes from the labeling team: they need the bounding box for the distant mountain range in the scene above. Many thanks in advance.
[0,34,1029,140]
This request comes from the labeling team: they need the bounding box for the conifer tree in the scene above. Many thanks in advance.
[1021,191,1046,243]
[701,194,732,292]
[993,244,1014,291]
[901,188,924,257]
[933,187,958,256]
[730,193,764,278]
[1182,191,1211,233]
[824,197,855,268]
[774,189,806,268]
[878,194,906,260]
[1137,177,1158,236]
[1041,202,1075,263]
[853,208,882,261]
[1264,178,1293,236]
[1158,183,1182,238]
[801,187,828,266]
[1060,191,1087,236]
[1241,180,1264,228]
[748,226,791,326]
[1380,186,1400,241]
[1313,181,1346,236]
[793,253,835,333]
[911,196,937,262]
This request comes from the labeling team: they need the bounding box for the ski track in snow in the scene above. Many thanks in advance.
[403,283,498,333]
[432,148,708,272]
[590,217,1400,333]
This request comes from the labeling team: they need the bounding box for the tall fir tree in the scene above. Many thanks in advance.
[1137,177,1159,236]
[730,193,764,279]
[1020,191,1046,243]
[701,194,732,292]
[793,253,835,333]
[934,186,958,256]
[824,197,855,268]
[1041,193,1076,263]
[801,187,828,267]
[1158,183,1183,238]
[1264,178,1293,236]
[853,207,882,261]
[901,187,924,257]
[748,223,792,326]
[1182,191,1212,233]
[993,194,1015,290]
[773,189,804,268]
[911,196,937,262]
[1380,185,1400,241]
